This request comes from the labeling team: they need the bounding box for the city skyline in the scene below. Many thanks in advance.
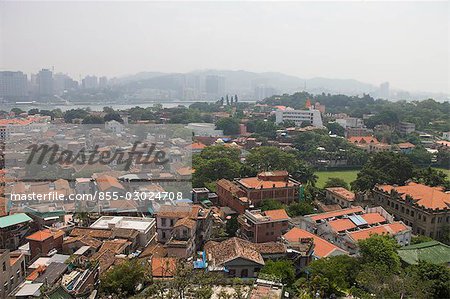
[1,1,448,94]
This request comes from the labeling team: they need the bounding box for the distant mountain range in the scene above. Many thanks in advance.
[115,70,449,102]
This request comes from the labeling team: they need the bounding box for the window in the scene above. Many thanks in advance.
[2,262,5,272]
[410,211,414,217]
[431,217,435,224]
[161,218,166,226]
[162,231,166,239]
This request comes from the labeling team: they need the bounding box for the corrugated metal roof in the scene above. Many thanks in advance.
[0,213,32,228]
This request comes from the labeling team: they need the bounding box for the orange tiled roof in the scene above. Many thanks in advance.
[328,218,356,232]
[152,257,177,278]
[397,142,416,149]
[264,209,290,221]
[176,167,195,176]
[361,213,386,225]
[96,175,125,192]
[239,177,295,189]
[26,230,53,241]
[283,227,347,258]
[348,222,409,241]
[188,142,207,150]
[27,229,64,241]
[348,136,379,144]
[377,182,450,210]
[308,206,364,222]
[325,187,355,201]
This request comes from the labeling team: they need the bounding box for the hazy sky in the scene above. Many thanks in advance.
[1,1,448,93]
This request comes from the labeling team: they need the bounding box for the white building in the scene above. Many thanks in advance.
[275,108,323,127]
[105,120,124,133]
[90,216,156,247]
[336,117,364,129]
[186,123,223,137]
[443,132,450,141]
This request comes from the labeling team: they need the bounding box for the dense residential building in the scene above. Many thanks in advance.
[82,75,99,89]
[397,122,416,135]
[26,229,65,259]
[155,204,212,258]
[0,213,32,250]
[282,227,348,259]
[217,171,301,214]
[0,71,28,99]
[204,237,312,278]
[371,182,450,239]
[0,249,26,298]
[298,206,411,253]
[336,117,364,129]
[325,187,356,208]
[274,107,323,127]
[238,209,290,243]
[90,216,156,248]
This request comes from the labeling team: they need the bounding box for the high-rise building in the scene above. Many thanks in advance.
[379,82,390,99]
[0,71,28,99]
[205,75,225,96]
[53,73,78,95]
[99,76,108,88]
[82,75,98,89]
[37,69,54,96]
[254,85,277,100]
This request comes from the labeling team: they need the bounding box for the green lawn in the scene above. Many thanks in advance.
[314,167,449,189]
[315,170,360,188]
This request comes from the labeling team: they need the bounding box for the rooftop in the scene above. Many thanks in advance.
[283,227,347,258]
[325,187,355,201]
[0,213,32,228]
[308,206,364,222]
[348,222,409,241]
[90,216,155,232]
[377,182,450,210]
[151,257,177,278]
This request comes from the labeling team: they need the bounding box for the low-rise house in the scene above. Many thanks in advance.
[205,237,286,278]
[238,209,290,243]
[283,227,348,259]
[325,187,355,208]
[26,229,64,259]
[347,136,391,153]
[298,206,411,253]
[205,237,313,278]
[0,249,26,298]
[95,175,126,195]
[151,257,177,279]
[156,204,212,258]
[90,216,156,248]
[217,171,301,214]
[371,182,450,239]
[395,142,416,154]
[0,213,32,250]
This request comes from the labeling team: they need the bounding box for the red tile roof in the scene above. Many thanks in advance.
[239,177,295,189]
[348,222,409,241]
[26,229,64,242]
[151,257,177,278]
[283,227,347,258]
[264,209,290,221]
[361,213,386,225]
[377,182,450,210]
[325,187,355,201]
[348,136,378,144]
[308,206,364,222]
[328,219,356,232]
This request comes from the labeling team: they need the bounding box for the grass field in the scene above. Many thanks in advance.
[315,167,450,189]
[315,170,360,188]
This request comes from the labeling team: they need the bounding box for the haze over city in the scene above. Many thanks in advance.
[1,1,449,94]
